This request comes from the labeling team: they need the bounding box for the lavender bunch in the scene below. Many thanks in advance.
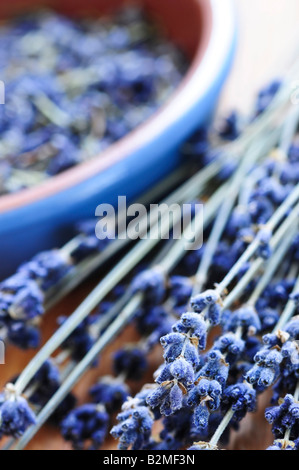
[60,272,189,449]
[0,222,111,349]
[266,384,299,450]
[60,345,148,449]
[0,162,196,351]
[0,250,73,348]
[0,74,297,449]
[111,111,299,450]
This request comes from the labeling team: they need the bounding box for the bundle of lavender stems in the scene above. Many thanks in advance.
[0,66,299,451]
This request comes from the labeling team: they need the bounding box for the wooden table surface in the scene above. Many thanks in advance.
[1,0,299,451]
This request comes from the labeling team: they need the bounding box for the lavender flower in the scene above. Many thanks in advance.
[61,404,109,450]
[265,394,299,440]
[113,347,148,381]
[89,376,129,413]
[131,268,166,305]
[111,390,155,450]
[0,384,36,438]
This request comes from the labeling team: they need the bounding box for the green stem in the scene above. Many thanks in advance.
[209,408,235,448]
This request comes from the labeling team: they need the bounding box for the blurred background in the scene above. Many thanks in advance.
[219,0,299,113]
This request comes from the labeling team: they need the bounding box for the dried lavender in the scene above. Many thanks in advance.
[0,7,187,194]
[0,165,207,350]
[110,101,299,450]
[1,73,299,449]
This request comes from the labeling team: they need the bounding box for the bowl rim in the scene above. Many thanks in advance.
[0,0,235,214]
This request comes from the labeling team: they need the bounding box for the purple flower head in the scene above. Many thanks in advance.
[71,235,110,262]
[254,348,283,368]
[0,274,44,321]
[212,332,245,360]
[225,207,251,238]
[224,306,261,335]
[131,268,166,305]
[58,314,99,362]
[161,332,200,368]
[24,360,76,422]
[248,196,274,225]
[256,227,273,260]
[254,79,281,116]
[222,383,256,421]
[257,307,280,331]
[136,305,169,336]
[0,384,36,438]
[18,250,72,291]
[187,379,222,431]
[169,276,193,306]
[245,361,278,388]
[217,111,240,141]
[265,394,299,440]
[197,350,229,386]
[61,403,109,450]
[89,376,129,413]
[147,358,194,415]
[113,347,148,381]
[173,312,208,350]
[112,390,154,450]
[285,318,299,339]
[7,320,40,350]
[191,290,222,325]
[146,317,175,351]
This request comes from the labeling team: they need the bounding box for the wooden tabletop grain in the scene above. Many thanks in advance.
[1,0,299,450]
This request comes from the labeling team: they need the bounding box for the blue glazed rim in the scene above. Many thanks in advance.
[0,0,237,276]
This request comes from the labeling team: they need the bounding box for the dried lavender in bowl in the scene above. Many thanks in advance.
[0,7,187,195]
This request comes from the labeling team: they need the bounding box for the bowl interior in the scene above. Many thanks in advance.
[0,0,207,60]
[0,0,212,214]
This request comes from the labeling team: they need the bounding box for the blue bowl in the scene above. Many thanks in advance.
[0,0,236,277]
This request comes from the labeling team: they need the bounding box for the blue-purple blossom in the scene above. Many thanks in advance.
[254,80,281,116]
[147,358,195,415]
[197,351,229,386]
[89,376,129,413]
[173,312,208,350]
[169,276,193,306]
[223,306,261,335]
[111,391,154,450]
[0,385,36,438]
[191,290,222,325]
[61,404,109,450]
[0,275,44,321]
[265,394,299,440]
[113,347,148,381]
[18,250,72,290]
[222,383,257,421]
[131,269,166,305]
